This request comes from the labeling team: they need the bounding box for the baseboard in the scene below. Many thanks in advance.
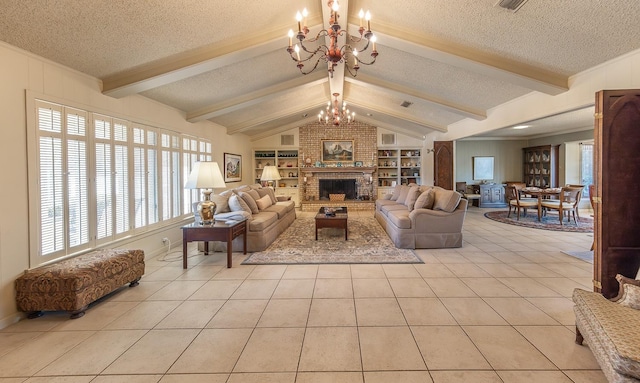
[0,312,25,330]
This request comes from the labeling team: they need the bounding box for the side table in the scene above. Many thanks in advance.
[181,220,247,269]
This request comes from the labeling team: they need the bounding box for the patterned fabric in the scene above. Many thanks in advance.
[242,217,422,264]
[573,288,640,380]
[15,249,144,313]
[485,211,593,233]
[619,284,640,310]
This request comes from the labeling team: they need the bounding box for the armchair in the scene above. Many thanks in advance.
[455,181,481,207]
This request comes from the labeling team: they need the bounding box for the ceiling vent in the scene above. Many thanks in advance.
[400,101,413,108]
[495,0,529,12]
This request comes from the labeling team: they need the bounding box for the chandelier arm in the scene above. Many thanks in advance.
[354,55,377,66]
[299,42,328,56]
[299,59,322,75]
[302,29,331,43]
[289,47,329,64]
[345,65,359,77]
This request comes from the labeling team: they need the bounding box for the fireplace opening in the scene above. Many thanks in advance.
[319,179,357,200]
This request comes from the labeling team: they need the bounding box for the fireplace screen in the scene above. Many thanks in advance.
[319,179,357,200]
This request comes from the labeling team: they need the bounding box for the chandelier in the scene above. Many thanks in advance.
[286,0,378,77]
[319,93,355,125]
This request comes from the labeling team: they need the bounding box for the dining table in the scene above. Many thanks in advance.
[521,187,562,221]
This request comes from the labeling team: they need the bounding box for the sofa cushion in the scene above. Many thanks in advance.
[404,186,422,211]
[256,194,273,210]
[235,185,251,193]
[381,203,408,217]
[375,199,397,210]
[433,188,462,212]
[249,183,262,190]
[239,192,260,214]
[257,187,277,204]
[396,186,411,204]
[388,209,412,229]
[248,211,278,232]
[390,184,403,201]
[264,202,292,218]
[229,194,253,215]
[210,194,231,214]
[414,189,435,210]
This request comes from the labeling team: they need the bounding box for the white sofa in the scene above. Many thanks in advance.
[210,184,296,252]
[375,185,467,249]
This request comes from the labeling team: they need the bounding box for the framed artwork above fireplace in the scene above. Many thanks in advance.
[321,140,354,162]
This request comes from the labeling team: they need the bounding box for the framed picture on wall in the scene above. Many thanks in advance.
[224,153,242,182]
[473,156,494,180]
[321,140,354,162]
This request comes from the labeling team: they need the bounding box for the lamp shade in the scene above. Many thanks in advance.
[185,162,226,189]
[260,165,282,181]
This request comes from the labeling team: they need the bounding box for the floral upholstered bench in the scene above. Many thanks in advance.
[15,249,145,319]
[573,274,640,382]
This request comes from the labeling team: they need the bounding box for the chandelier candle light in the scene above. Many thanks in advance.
[287,1,378,77]
[320,92,355,125]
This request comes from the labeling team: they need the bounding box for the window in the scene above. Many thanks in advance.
[580,142,594,198]
[30,100,211,266]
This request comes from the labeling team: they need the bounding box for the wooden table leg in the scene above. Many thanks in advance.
[315,225,318,240]
[226,230,233,268]
[182,237,188,269]
[537,196,542,221]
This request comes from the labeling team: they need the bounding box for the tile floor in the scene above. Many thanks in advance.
[0,208,606,382]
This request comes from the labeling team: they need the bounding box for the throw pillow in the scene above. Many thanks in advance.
[229,194,252,215]
[249,183,262,190]
[256,194,273,210]
[404,186,422,211]
[239,191,260,214]
[390,184,403,201]
[619,283,640,310]
[257,187,277,204]
[433,188,462,212]
[210,194,230,214]
[414,189,435,209]
[382,194,392,200]
[246,189,261,201]
[395,185,411,204]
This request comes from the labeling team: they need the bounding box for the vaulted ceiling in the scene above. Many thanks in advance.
[1,0,639,140]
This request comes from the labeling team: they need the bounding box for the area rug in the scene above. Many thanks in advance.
[561,250,594,263]
[484,211,593,233]
[242,217,423,265]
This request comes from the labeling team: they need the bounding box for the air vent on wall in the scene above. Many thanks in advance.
[495,0,529,12]
[280,134,294,146]
[381,133,396,145]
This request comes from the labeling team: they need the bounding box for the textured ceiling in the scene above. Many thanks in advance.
[1,0,639,139]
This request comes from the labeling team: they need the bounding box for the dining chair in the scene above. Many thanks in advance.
[541,186,583,225]
[506,185,538,220]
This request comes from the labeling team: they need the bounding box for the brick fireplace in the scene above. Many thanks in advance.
[299,122,377,211]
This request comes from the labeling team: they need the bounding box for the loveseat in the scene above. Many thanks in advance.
[209,184,296,252]
[573,274,640,382]
[375,184,467,249]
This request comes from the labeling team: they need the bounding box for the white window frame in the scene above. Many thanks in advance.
[27,97,212,268]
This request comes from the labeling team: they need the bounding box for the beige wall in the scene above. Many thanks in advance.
[0,42,251,327]
[455,140,528,185]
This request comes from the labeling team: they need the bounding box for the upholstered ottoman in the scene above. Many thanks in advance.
[15,249,145,319]
[573,280,640,382]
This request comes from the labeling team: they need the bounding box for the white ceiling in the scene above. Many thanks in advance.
[1,0,639,139]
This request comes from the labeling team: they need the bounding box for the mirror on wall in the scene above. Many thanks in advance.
[473,156,494,180]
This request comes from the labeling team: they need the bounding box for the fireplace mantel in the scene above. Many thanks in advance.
[302,166,377,177]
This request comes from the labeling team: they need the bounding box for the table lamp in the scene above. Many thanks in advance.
[260,165,281,188]
[185,161,226,224]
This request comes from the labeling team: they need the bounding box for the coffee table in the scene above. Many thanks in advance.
[315,207,348,240]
